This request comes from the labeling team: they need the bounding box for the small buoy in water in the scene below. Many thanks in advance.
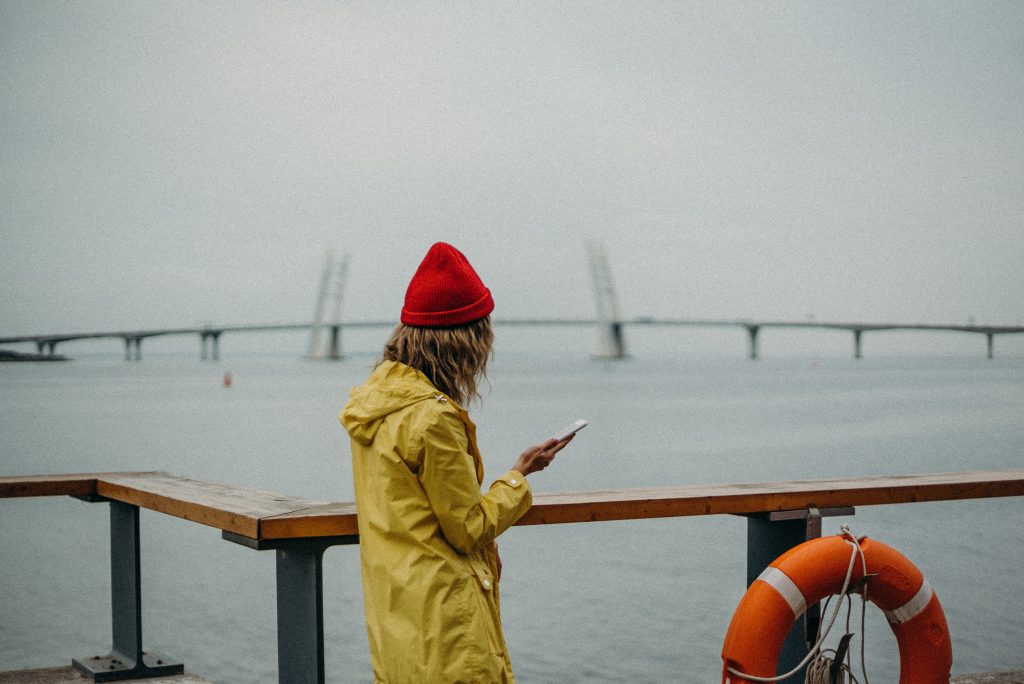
[223,371,232,388]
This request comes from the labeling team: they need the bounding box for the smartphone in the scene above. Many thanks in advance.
[552,419,588,442]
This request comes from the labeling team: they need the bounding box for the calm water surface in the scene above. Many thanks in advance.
[2,350,1022,681]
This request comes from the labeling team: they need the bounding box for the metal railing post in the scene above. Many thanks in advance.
[743,506,854,679]
[276,545,326,684]
[222,532,358,684]
[73,501,183,681]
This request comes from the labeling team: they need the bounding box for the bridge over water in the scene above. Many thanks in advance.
[1,318,1021,361]
[3,247,1021,361]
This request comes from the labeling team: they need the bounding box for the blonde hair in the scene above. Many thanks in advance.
[379,316,494,405]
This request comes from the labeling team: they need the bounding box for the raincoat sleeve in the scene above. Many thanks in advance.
[419,408,532,555]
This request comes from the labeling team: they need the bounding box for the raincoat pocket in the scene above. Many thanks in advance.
[468,557,496,593]
[466,558,506,657]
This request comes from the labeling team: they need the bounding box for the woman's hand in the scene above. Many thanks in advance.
[512,435,575,476]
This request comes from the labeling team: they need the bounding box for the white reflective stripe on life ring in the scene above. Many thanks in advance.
[757,566,807,618]
[884,577,934,625]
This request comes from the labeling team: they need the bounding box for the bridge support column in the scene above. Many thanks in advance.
[853,329,863,359]
[742,506,855,681]
[986,333,994,359]
[746,325,760,360]
[37,341,45,354]
[602,321,625,359]
[46,341,58,356]
[199,332,221,361]
[123,338,142,362]
[327,325,342,360]
[73,501,183,681]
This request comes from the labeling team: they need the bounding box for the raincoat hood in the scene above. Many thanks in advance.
[341,360,452,446]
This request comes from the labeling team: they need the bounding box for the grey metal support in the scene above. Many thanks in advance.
[987,332,994,359]
[853,329,863,359]
[211,332,220,361]
[73,502,182,681]
[743,506,854,679]
[277,547,326,684]
[222,532,358,684]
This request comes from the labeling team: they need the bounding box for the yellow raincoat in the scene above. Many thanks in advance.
[340,360,532,683]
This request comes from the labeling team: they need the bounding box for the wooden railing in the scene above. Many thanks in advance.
[3,469,1024,682]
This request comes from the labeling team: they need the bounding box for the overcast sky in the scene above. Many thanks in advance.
[2,1,1022,337]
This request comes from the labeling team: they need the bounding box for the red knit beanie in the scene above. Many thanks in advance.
[401,242,494,327]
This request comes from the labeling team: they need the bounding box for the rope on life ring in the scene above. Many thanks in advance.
[721,530,952,684]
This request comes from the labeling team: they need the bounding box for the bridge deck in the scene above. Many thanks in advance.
[4,469,1023,541]
[3,317,1023,345]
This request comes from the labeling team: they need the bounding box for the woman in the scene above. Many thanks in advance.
[340,242,573,683]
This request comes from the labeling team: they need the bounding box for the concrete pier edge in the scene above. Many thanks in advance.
[0,666,209,683]
[952,673,1024,684]
[3,665,1023,683]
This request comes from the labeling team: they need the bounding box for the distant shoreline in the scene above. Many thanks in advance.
[0,349,67,362]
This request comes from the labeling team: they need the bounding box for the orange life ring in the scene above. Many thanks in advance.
[721,534,952,683]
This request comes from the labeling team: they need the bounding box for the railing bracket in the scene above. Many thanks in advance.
[72,652,183,683]
[222,530,358,551]
[72,493,110,503]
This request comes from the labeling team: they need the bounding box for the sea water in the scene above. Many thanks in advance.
[1,344,1022,682]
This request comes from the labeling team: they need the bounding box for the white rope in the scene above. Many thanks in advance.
[725,527,864,683]
[803,534,872,684]
[804,647,863,684]
[856,537,870,684]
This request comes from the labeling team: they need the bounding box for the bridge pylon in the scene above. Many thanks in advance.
[307,251,350,360]
[587,241,626,359]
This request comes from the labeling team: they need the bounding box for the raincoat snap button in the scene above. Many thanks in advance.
[482,578,492,589]
[509,478,518,486]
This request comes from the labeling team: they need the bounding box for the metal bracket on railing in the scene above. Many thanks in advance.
[222,531,358,684]
[72,501,183,682]
[740,506,854,581]
[739,505,855,680]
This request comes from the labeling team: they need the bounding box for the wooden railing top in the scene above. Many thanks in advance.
[3,469,1024,542]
